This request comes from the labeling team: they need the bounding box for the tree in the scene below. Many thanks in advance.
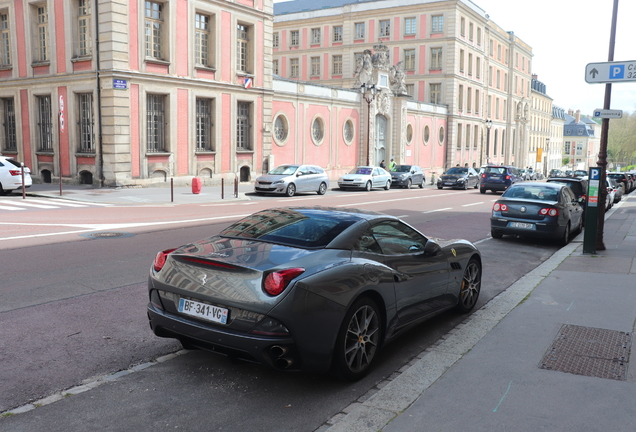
[608,111,636,169]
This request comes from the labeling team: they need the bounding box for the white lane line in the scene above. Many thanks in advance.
[18,198,89,207]
[462,202,485,207]
[423,207,452,213]
[0,201,58,209]
[0,205,25,211]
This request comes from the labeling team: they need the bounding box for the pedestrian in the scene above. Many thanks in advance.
[388,158,396,171]
[380,160,386,169]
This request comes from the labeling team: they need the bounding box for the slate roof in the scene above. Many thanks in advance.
[275,0,376,15]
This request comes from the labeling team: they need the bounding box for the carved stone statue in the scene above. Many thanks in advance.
[354,50,374,87]
[372,45,390,71]
[390,61,407,95]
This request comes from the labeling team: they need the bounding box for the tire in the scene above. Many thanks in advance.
[480,188,486,194]
[474,181,479,189]
[462,181,467,190]
[491,229,503,239]
[455,258,481,313]
[404,179,412,189]
[286,183,296,197]
[559,223,571,246]
[0,183,7,196]
[364,181,372,192]
[419,179,424,188]
[317,182,327,195]
[332,297,382,381]
[437,185,443,190]
[384,180,391,190]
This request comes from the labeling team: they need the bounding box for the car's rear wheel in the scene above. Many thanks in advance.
[559,223,570,246]
[384,180,391,190]
[455,258,481,313]
[0,183,7,195]
[491,229,503,239]
[286,183,296,197]
[317,182,327,195]
[332,297,381,381]
[480,188,486,194]
[365,181,372,192]
[404,179,412,189]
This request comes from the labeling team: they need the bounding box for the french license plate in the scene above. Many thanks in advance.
[178,298,228,324]
[509,222,535,229]
[444,182,454,185]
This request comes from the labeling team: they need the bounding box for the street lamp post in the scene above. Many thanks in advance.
[485,119,492,165]
[361,83,377,166]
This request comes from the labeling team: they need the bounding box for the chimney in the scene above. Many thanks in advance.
[532,74,538,80]
[575,110,581,123]
[568,109,574,116]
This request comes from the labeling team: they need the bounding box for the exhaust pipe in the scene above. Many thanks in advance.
[275,357,293,369]
[270,345,288,358]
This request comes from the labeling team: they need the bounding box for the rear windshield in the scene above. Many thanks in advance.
[3,158,21,168]
[503,185,560,201]
[220,208,360,249]
[485,167,506,174]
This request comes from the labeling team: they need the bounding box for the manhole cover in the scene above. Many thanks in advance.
[79,232,135,240]
[539,324,631,380]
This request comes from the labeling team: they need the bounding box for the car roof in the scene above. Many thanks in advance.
[514,181,564,189]
[547,177,586,183]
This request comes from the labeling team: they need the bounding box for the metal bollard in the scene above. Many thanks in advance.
[234,177,238,198]
[171,178,174,202]
[221,178,225,200]
[21,163,26,199]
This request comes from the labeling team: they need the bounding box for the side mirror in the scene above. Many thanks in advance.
[424,240,442,257]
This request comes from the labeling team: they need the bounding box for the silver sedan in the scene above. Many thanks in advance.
[338,166,391,191]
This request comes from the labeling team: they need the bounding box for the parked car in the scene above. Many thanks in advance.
[390,165,425,189]
[437,166,479,190]
[254,164,329,197]
[479,165,523,194]
[0,155,32,195]
[549,169,565,178]
[572,170,588,179]
[338,166,391,191]
[490,182,583,245]
[605,178,615,210]
[608,172,632,194]
[148,206,482,380]
[608,177,622,203]
[519,169,532,181]
[546,177,589,224]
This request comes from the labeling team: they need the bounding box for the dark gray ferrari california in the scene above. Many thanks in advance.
[148,207,482,380]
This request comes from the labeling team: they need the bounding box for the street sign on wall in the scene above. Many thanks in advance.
[593,109,623,119]
[585,61,636,83]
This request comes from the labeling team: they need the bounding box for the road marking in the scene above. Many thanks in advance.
[423,207,452,213]
[462,202,484,207]
[0,201,58,209]
[0,205,25,211]
[19,198,107,207]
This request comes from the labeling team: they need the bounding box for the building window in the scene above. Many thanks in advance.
[460,17,465,36]
[311,117,324,144]
[468,53,473,76]
[77,0,91,57]
[476,27,481,45]
[147,94,166,152]
[430,48,442,70]
[355,22,365,39]
[273,32,279,48]
[274,115,288,144]
[423,125,430,144]
[0,13,10,66]
[458,85,464,111]
[406,84,414,96]
[1,98,16,151]
[344,119,354,144]
[406,124,413,144]
[465,124,471,149]
[476,57,481,79]
[145,1,164,60]
[195,13,212,67]
[311,28,321,44]
[310,56,320,76]
[459,49,464,72]
[290,58,299,78]
[564,142,571,154]
[432,15,443,33]
[467,87,472,113]
[379,20,390,37]
[273,59,279,75]
[332,55,342,75]
[333,26,343,42]
[35,5,49,62]
[290,30,299,46]
[404,17,416,35]
[489,39,493,56]
[496,70,501,89]
[236,23,251,73]
[488,66,493,86]
[475,90,480,114]
[237,102,251,150]
[404,49,415,71]
[497,45,502,60]
[37,95,53,151]
[196,98,213,151]
[77,93,94,153]
[469,22,473,41]
[474,125,479,148]
[430,83,441,104]
[439,126,445,144]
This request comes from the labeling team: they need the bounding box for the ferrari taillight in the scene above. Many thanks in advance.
[263,268,305,296]
[153,248,177,272]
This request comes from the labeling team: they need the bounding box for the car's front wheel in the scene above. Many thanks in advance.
[455,258,481,313]
[332,297,381,381]
[384,180,391,190]
[317,182,327,195]
[286,183,296,197]
[419,178,425,188]
[404,179,412,189]
[365,181,372,192]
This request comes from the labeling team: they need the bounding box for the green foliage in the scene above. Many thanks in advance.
[608,111,636,169]
[562,156,570,166]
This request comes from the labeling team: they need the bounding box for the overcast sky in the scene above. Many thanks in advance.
[274,0,636,116]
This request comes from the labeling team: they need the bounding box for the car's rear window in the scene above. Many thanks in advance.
[220,208,360,249]
[504,185,560,201]
[2,158,21,168]
[485,167,506,174]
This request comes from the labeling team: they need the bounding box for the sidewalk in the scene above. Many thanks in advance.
[323,193,636,432]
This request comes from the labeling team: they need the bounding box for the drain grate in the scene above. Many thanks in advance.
[79,231,135,240]
[539,324,631,380]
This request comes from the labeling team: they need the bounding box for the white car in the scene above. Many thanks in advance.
[338,166,391,191]
[254,164,329,197]
[0,155,32,195]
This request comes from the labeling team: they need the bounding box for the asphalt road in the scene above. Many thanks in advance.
[0,186,560,431]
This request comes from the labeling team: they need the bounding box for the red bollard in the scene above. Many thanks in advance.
[192,177,202,194]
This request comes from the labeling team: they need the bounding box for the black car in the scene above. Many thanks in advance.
[490,182,584,245]
[480,165,522,194]
[148,207,482,380]
[546,177,589,224]
[390,165,425,189]
[437,167,479,190]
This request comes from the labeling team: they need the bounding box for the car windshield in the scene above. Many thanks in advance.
[220,208,360,249]
[485,167,506,174]
[268,165,298,175]
[394,165,412,173]
[350,167,372,175]
[503,185,560,201]
[446,167,467,174]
